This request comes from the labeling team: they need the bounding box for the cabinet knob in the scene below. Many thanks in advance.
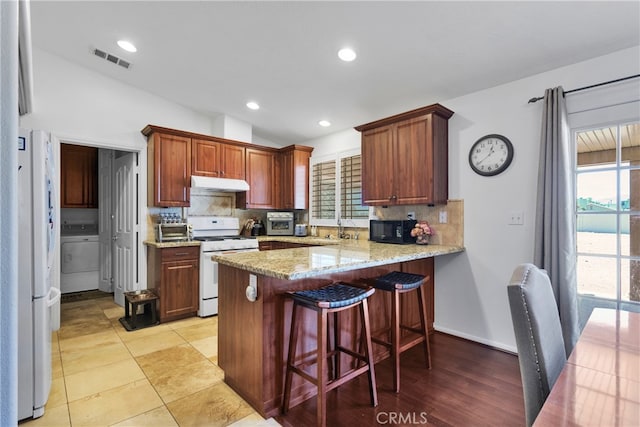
[220,171,225,176]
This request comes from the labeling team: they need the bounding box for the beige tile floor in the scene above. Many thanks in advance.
[21,295,280,427]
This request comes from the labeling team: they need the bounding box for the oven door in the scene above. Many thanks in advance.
[199,251,218,317]
[199,248,259,317]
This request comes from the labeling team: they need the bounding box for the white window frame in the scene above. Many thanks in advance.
[309,148,370,228]
[569,80,640,310]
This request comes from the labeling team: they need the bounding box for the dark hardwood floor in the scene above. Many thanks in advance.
[275,332,525,427]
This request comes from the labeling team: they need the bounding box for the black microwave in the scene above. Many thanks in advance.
[369,220,417,244]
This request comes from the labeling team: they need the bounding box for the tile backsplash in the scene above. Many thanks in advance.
[372,199,464,246]
[145,193,464,247]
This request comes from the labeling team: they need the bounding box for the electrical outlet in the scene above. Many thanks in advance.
[508,211,524,225]
[407,211,416,220]
[439,210,448,223]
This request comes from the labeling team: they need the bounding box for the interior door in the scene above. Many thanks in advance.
[98,149,113,293]
[112,152,136,306]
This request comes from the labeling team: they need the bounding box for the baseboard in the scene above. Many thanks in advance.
[433,324,517,354]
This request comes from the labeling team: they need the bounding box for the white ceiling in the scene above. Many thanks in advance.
[29,1,640,144]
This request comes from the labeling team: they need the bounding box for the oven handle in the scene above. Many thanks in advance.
[202,249,259,256]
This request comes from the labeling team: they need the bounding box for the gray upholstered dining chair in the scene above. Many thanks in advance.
[507,263,567,427]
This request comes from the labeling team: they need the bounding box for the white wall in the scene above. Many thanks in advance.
[212,114,253,143]
[0,1,19,422]
[20,48,217,148]
[19,48,221,295]
[304,46,640,351]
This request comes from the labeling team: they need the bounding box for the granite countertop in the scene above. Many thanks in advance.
[214,238,464,280]
[143,240,201,248]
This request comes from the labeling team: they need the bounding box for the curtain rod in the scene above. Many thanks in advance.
[527,74,640,104]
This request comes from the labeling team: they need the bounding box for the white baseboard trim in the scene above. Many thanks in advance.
[433,324,518,354]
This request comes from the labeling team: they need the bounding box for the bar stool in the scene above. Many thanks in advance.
[368,271,431,393]
[282,282,378,427]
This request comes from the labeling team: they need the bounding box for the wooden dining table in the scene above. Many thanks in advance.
[534,308,640,426]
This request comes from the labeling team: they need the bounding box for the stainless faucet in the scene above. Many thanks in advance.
[337,218,344,239]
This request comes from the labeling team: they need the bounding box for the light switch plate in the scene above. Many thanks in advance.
[407,211,416,220]
[439,210,448,223]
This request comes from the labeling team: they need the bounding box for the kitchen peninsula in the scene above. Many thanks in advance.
[214,238,464,417]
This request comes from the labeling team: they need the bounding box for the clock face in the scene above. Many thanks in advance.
[468,134,514,176]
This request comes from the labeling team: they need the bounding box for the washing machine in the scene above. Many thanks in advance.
[60,235,100,293]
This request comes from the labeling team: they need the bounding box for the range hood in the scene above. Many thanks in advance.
[191,175,250,192]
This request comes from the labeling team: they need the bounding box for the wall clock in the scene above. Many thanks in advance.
[468,134,514,176]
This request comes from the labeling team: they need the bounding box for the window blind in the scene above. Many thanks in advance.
[341,155,368,219]
[312,160,336,219]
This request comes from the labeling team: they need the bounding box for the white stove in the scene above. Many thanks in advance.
[189,216,259,316]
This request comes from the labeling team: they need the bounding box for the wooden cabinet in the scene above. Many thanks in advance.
[237,148,278,209]
[143,125,313,210]
[355,103,454,206]
[146,131,191,207]
[218,256,435,418]
[147,245,199,323]
[192,139,246,180]
[60,144,98,208]
[279,145,313,210]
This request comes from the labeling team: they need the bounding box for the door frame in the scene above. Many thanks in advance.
[54,133,147,305]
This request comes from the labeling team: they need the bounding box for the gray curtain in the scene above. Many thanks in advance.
[534,86,580,355]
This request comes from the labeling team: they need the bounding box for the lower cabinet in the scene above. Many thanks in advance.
[147,245,199,323]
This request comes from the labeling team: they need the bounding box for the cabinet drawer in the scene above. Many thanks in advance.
[161,246,199,261]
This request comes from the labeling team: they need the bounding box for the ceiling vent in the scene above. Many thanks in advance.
[93,48,131,69]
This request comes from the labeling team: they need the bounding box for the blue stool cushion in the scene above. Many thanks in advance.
[290,283,374,308]
[374,271,425,292]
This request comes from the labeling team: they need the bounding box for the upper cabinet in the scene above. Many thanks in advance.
[279,145,313,210]
[61,144,98,208]
[237,147,278,209]
[143,125,313,209]
[191,139,245,180]
[145,130,191,207]
[355,103,454,206]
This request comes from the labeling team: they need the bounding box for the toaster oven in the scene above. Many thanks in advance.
[266,212,294,236]
[155,223,191,242]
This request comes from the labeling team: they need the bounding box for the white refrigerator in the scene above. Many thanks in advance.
[17,129,61,420]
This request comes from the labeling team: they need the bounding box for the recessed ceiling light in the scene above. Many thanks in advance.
[318,120,331,127]
[117,40,137,53]
[246,101,260,110]
[338,47,356,62]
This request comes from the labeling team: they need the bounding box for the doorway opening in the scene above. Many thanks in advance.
[58,142,141,309]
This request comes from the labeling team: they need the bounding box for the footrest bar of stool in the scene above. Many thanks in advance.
[401,325,426,335]
[335,345,367,362]
[325,365,371,393]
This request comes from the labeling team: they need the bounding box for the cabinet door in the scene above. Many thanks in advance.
[150,133,191,207]
[241,148,277,209]
[161,259,199,319]
[220,144,246,180]
[394,115,433,204]
[361,126,395,205]
[279,150,294,209]
[279,147,312,210]
[192,139,221,177]
[61,144,98,208]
